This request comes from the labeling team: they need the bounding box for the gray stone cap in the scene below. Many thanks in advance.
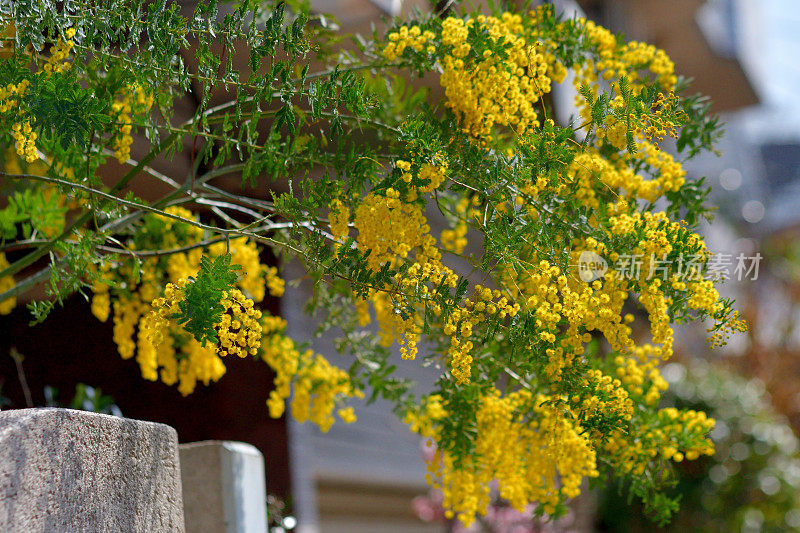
[179,439,262,455]
[0,406,176,433]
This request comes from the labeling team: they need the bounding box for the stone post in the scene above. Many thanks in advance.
[0,408,185,532]
[179,441,269,533]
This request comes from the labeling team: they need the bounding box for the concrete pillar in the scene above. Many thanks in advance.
[179,440,268,533]
[0,408,184,532]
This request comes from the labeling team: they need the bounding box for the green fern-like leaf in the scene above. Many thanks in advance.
[172,253,241,346]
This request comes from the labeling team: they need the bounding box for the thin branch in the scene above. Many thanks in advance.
[195,198,265,221]
[103,149,183,191]
[0,267,51,305]
[1,172,248,237]
[10,348,34,408]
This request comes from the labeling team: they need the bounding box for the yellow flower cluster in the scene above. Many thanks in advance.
[595,95,630,151]
[643,92,683,143]
[110,84,153,163]
[439,195,473,255]
[604,407,715,476]
[261,315,362,432]
[265,266,284,298]
[135,280,230,395]
[0,79,29,113]
[610,210,688,256]
[396,158,449,196]
[440,220,467,254]
[89,261,112,321]
[140,281,263,394]
[382,25,436,60]
[639,281,674,361]
[139,281,182,381]
[42,28,77,75]
[403,394,447,436]
[174,338,225,396]
[439,14,553,138]
[607,209,720,335]
[11,121,37,163]
[575,368,634,425]
[580,21,676,92]
[613,345,669,406]
[328,199,350,243]
[349,184,481,366]
[499,254,634,381]
[380,159,462,260]
[445,285,520,383]
[112,294,141,360]
[354,188,428,270]
[563,121,685,207]
[368,290,395,347]
[417,161,448,192]
[216,288,263,358]
[568,152,620,208]
[381,12,567,138]
[91,206,279,395]
[412,388,598,526]
[385,250,462,361]
[586,93,683,155]
[0,252,16,315]
[111,100,133,163]
[707,309,748,348]
[572,21,678,152]
[628,140,686,202]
